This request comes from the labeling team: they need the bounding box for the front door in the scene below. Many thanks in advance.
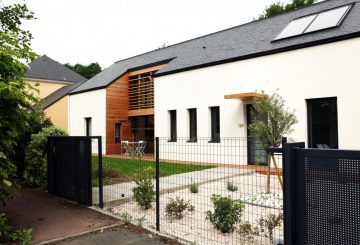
[246,104,267,165]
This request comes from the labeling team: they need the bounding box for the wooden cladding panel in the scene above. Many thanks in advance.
[106,73,131,154]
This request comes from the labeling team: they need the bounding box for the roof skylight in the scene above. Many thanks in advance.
[274,4,352,41]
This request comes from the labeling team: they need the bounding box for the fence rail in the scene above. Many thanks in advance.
[91,137,284,245]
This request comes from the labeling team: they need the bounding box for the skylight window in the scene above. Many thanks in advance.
[274,4,352,41]
[305,5,351,33]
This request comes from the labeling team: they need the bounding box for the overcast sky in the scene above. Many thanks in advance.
[5,0,293,68]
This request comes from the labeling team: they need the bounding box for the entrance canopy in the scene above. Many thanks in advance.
[224,81,276,102]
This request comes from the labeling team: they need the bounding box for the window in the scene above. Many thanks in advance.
[188,108,197,142]
[169,110,177,142]
[275,14,317,40]
[307,97,338,149]
[210,106,220,143]
[85,117,92,136]
[305,5,351,33]
[115,123,121,143]
[274,4,352,40]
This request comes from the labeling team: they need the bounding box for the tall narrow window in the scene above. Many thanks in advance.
[115,123,121,143]
[210,106,220,143]
[307,97,338,149]
[188,108,197,142]
[169,110,177,142]
[85,117,92,136]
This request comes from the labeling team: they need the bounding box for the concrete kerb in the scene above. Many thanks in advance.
[90,206,187,245]
[36,223,120,245]
[93,167,256,207]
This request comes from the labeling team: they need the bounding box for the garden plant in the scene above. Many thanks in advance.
[132,167,155,209]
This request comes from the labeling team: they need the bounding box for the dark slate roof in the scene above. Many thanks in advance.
[26,55,87,83]
[42,81,86,109]
[71,0,360,94]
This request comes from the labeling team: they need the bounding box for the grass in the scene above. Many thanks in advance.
[92,156,215,187]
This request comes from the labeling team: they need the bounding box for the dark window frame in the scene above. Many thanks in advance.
[85,117,92,136]
[306,97,339,149]
[115,123,121,143]
[169,110,177,142]
[209,106,220,143]
[187,108,197,143]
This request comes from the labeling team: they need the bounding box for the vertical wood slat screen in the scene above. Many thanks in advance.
[128,71,154,110]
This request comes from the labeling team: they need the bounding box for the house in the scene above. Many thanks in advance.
[69,0,360,162]
[26,55,86,131]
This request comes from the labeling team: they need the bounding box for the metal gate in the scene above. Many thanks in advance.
[284,143,360,244]
[47,136,96,206]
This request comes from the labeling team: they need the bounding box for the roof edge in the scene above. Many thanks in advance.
[155,31,360,78]
[69,85,108,95]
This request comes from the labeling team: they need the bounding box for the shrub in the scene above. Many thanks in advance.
[226,181,238,192]
[23,127,67,188]
[132,167,155,209]
[206,194,245,233]
[0,213,32,245]
[119,212,132,225]
[257,213,283,243]
[165,197,194,220]
[136,215,146,227]
[189,183,199,193]
[238,221,258,242]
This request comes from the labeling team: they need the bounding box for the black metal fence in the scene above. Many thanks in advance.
[91,137,284,245]
[284,144,360,245]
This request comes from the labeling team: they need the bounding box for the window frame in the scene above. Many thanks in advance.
[187,108,197,143]
[168,110,177,142]
[209,106,220,143]
[114,123,121,143]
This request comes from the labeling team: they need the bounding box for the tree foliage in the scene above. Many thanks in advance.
[64,62,102,79]
[0,3,38,204]
[24,127,67,188]
[258,0,317,19]
[248,93,297,148]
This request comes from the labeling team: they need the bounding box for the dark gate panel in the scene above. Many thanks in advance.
[47,136,92,206]
[287,147,360,244]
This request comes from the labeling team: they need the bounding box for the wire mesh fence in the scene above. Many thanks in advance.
[91,137,284,245]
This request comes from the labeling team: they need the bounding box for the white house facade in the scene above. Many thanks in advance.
[68,0,360,164]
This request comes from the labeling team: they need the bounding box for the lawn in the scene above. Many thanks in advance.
[92,156,215,186]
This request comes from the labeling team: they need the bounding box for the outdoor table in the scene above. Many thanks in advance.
[121,141,146,157]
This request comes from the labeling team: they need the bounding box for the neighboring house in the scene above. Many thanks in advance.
[69,0,360,163]
[26,55,86,131]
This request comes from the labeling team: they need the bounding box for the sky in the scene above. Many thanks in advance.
[5,0,293,68]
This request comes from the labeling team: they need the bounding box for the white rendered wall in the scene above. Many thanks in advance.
[69,89,106,154]
[155,38,360,164]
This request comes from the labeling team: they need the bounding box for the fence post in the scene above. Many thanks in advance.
[98,136,104,209]
[283,140,305,245]
[155,137,160,231]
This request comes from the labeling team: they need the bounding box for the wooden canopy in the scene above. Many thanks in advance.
[224,92,264,102]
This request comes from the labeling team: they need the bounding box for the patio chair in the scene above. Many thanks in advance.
[136,141,147,156]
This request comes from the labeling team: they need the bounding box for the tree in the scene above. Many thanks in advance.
[0,3,38,204]
[257,0,317,20]
[248,92,297,193]
[64,62,102,79]
[249,92,297,148]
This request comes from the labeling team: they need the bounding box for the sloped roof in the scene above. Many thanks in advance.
[71,0,360,94]
[26,55,87,83]
[42,81,86,109]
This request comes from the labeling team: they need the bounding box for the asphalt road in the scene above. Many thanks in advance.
[58,226,170,245]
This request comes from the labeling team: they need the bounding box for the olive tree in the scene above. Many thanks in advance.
[248,92,297,192]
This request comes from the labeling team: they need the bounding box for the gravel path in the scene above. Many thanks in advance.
[109,173,283,245]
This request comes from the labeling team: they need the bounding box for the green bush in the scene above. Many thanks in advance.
[165,196,194,220]
[226,181,238,192]
[0,213,32,245]
[23,127,67,188]
[189,183,199,193]
[132,167,155,209]
[206,194,245,233]
[257,213,283,243]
